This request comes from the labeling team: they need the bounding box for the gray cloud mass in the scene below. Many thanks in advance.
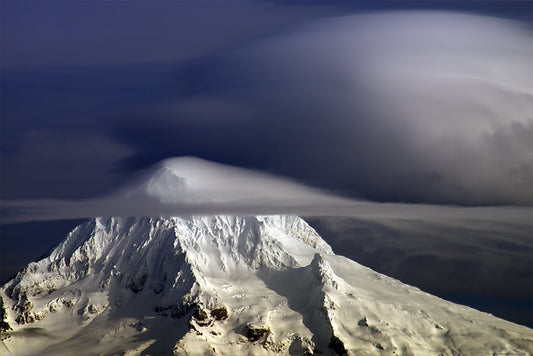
[1,11,531,205]
[110,12,533,205]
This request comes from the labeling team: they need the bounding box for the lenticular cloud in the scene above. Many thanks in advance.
[0,157,359,223]
[251,13,533,205]
[2,157,530,224]
[138,12,532,205]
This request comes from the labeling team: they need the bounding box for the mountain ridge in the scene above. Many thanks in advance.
[1,214,532,355]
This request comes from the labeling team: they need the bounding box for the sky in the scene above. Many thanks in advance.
[1,0,532,327]
[1,0,532,205]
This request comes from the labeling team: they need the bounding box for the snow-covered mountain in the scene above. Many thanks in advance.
[1,158,532,355]
[1,214,532,355]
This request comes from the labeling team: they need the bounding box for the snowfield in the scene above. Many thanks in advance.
[1,215,532,355]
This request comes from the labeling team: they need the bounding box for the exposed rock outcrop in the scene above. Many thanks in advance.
[0,296,11,333]
[245,324,270,342]
[210,305,228,321]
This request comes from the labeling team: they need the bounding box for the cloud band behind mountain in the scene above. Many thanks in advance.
[2,157,530,224]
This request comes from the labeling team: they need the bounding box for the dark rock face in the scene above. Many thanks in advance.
[245,324,270,342]
[210,305,228,320]
[188,304,230,329]
[15,313,34,325]
[373,342,384,350]
[13,293,33,325]
[358,317,368,327]
[127,275,147,294]
[192,305,213,327]
[194,307,208,321]
[62,299,74,308]
[0,297,11,333]
[87,304,99,315]
[0,320,10,333]
[329,335,347,356]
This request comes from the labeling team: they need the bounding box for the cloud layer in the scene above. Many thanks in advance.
[1,11,531,205]
[112,12,532,205]
[0,157,355,223]
[2,157,530,225]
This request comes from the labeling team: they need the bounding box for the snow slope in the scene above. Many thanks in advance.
[1,215,532,356]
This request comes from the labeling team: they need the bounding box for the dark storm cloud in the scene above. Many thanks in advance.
[109,12,533,205]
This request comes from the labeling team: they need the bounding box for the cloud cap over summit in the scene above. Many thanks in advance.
[1,157,359,223]
[113,12,533,206]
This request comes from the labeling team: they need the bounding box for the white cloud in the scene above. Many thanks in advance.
[134,11,531,205]
[2,157,530,224]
